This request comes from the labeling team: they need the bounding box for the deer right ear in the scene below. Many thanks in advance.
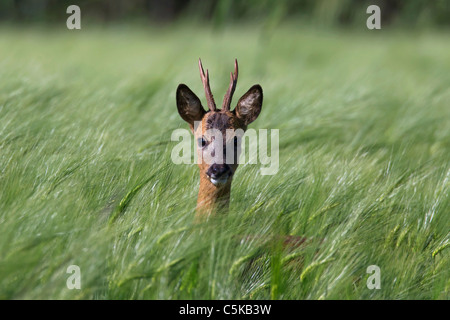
[234,85,263,126]
[176,84,206,128]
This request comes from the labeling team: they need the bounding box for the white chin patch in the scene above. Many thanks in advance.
[210,177,228,186]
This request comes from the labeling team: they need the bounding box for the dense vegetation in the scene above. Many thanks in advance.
[0,24,448,299]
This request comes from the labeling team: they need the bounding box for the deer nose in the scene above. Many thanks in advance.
[207,164,231,180]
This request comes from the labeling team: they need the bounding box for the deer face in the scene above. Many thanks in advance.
[176,60,263,187]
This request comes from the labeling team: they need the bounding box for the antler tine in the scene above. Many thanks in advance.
[198,58,216,111]
[222,59,238,111]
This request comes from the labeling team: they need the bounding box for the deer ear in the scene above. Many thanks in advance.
[176,84,206,127]
[234,85,263,126]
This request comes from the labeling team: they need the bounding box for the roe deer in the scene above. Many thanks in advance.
[176,59,263,218]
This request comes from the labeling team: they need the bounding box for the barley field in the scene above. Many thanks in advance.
[0,24,449,299]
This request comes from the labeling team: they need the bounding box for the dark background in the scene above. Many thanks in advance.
[1,0,449,27]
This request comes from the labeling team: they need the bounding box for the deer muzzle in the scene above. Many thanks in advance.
[206,163,232,186]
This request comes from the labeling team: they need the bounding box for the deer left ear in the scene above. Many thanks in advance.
[234,85,263,126]
[176,84,206,129]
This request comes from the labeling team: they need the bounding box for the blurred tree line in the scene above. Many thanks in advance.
[0,0,448,27]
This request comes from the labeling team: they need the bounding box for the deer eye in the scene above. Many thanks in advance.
[198,137,207,148]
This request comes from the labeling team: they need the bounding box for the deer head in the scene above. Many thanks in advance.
[176,59,263,216]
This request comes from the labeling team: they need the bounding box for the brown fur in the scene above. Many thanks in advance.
[195,111,242,217]
[176,60,263,219]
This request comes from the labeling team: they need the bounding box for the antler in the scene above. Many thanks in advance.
[222,59,238,111]
[198,59,216,112]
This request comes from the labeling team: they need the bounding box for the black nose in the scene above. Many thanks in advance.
[207,164,231,179]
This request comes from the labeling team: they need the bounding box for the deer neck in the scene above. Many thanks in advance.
[196,174,232,216]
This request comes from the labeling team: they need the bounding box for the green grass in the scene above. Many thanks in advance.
[0,24,449,299]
